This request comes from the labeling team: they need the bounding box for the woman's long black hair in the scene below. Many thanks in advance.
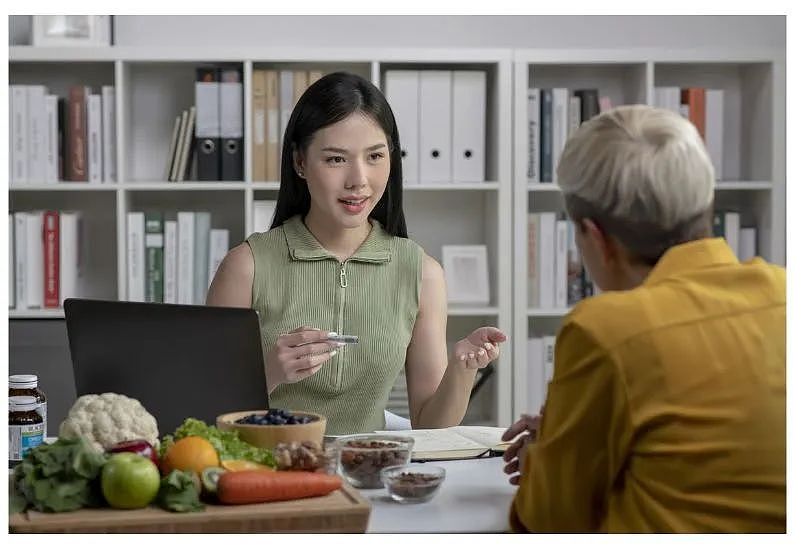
[270,71,408,238]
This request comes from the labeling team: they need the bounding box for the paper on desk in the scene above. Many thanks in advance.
[376,426,508,459]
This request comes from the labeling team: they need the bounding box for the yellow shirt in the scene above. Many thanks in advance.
[510,238,786,533]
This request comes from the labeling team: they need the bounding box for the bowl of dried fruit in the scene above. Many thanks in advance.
[334,434,414,489]
[381,463,445,503]
[216,408,326,450]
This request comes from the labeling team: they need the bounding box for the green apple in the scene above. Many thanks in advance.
[101,452,161,509]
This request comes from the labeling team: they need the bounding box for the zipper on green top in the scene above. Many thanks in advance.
[334,260,348,389]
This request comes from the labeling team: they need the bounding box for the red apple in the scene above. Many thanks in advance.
[107,439,159,467]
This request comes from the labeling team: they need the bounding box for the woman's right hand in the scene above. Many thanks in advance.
[265,326,340,390]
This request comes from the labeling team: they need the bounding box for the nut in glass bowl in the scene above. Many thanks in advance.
[335,434,414,489]
[381,464,446,503]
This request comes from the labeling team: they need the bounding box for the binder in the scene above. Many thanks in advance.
[44,94,59,184]
[292,70,309,106]
[195,67,221,181]
[251,69,267,181]
[279,70,294,170]
[384,70,420,184]
[451,71,486,183]
[264,70,280,182]
[220,68,244,181]
[14,213,27,308]
[419,71,452,183]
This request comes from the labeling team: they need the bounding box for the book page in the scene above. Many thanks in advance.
[377,428,489,452]
[450,426,508,448]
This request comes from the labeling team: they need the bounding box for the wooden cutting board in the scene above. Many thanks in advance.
[9,483,370,533]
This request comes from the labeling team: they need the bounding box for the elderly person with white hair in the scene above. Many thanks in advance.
[503,105,785,533]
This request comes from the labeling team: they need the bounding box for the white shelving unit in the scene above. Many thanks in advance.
[9,46,514,427]
[511,48,786,421]
[9,45,785,428]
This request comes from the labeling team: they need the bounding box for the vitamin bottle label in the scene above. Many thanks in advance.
[37,401,47,438]
[9,423,44,461]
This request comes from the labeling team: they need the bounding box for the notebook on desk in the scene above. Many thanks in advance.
[376,426,511,461]
[64,299,269,435]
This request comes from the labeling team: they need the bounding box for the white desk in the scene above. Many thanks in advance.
[362,457,516,533]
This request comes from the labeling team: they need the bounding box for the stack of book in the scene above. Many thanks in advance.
[9,211,84,309]
[527,212,594,310]
[527,88,606,183]
[251,69,325,182]
[10,84,116,184]
[515,335,557,416]
[126,211,230,305]
[654,87,725,180]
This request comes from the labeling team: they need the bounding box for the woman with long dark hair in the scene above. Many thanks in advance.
[208,72,506,435]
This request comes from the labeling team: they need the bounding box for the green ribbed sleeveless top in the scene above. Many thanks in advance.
[246,215,423,434]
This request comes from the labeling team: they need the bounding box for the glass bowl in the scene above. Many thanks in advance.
[381,463,446,503]
[335,434,414,489]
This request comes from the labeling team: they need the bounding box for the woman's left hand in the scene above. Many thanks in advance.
[453,326,507,370]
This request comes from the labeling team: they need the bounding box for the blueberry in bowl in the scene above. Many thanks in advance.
[216,409,326,450]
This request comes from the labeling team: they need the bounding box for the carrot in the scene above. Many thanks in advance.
[217,470,343,504]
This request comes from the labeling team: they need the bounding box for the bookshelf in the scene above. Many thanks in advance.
[8,45,785,429]
[8,46,514,428]
[512,48,786,421]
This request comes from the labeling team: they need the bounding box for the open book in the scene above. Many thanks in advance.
[376,426,510,461]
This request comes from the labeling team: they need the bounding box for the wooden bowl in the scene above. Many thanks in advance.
[216,409,327,450]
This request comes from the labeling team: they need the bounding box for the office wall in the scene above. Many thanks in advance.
[10,15,785,51]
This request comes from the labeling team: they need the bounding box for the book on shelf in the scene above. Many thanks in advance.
[526,88,540,183]
[10,210,83,310]
[550,88,568,184]
[264,69,280,182]
[163,220,178,304]
[253,200,277,233]
[573,89,600,123]
[681,88,705,139]
[67,85,90,182]
[9,216,14,308]
[43,210,59,308]
[704,89,724,181]
[145,212,164,303]
[251,69,267,182]
[165,112,183,181]
[193,212,212,304]
[376,426,511,461]
[739,228,757,261]
[127,212,145,302]
[87,93,103,184]
[101,85,116,182]
[208,229,230,288]
[27,85,47,184]
[539,89,553,183]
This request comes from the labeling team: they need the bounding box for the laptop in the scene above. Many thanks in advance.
[64,299,269,436]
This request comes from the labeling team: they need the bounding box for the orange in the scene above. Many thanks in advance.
[220,459,273,472]
[161,436,220,476]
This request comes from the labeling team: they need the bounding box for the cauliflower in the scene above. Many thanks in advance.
[58,393,160,452]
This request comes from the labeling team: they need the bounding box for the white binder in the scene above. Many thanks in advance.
[451,71,486,183]
[551,88,569,184]
[418,71,452,183]
[126,212,145,302]
[384,70,420,185]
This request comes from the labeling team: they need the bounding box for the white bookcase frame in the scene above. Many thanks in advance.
[9,46,514,427]
[9,45,785,427]
[511,48,785,422]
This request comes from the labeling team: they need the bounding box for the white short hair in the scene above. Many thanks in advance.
[558,105,715,261]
